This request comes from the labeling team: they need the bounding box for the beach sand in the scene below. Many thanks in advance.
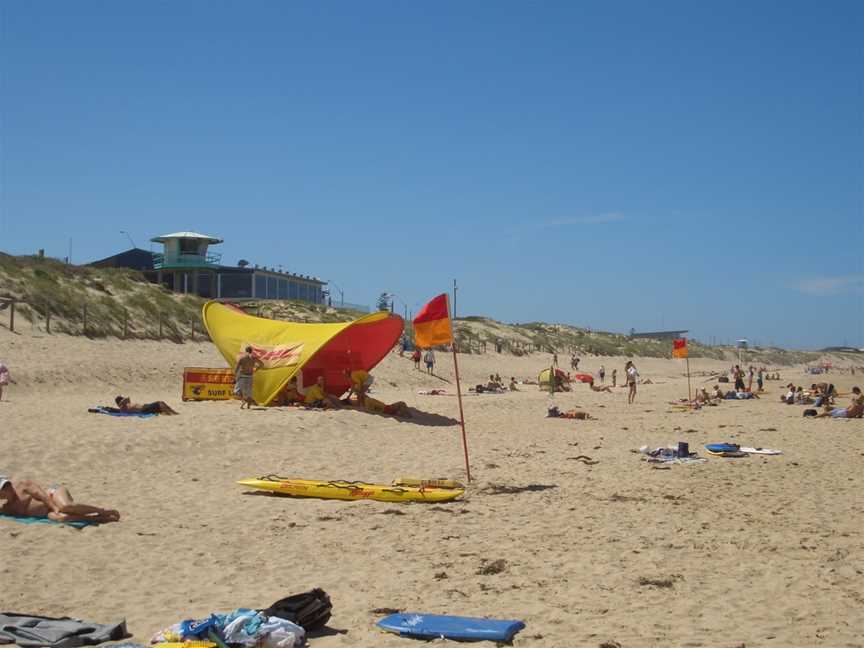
[1,327,862,647]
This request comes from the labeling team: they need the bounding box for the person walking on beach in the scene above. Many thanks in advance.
[411,349,421,370]
[0,361,11,401]
[424,349,435,374]
[598,365,606,383]
[757,367,764,392]
[235,346,264,409]
[625,361,639,404]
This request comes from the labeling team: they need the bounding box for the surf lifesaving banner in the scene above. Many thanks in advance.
[182,367,235,401]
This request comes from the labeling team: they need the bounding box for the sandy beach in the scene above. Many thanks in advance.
[1,327,862,647]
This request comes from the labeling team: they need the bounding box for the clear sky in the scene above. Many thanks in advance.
[1,1,861,349]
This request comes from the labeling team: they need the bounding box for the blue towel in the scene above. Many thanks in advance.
[89,407,155,418]
[0,513,95,529]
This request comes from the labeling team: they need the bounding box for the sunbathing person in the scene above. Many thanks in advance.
[712,385,726,401]
[547,405,594,420]
[509,377,519,391]
[115,395,178,415]
[816,387,863,418]
[0,475,119,524]
[588,379,613,393]
[361,393,412,418]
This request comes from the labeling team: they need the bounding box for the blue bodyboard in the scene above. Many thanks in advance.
[705,443,740,453]
[377,613,525,642]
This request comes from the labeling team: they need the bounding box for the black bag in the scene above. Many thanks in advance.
[718,376,729,383]
[261,588,332,632]
[803,409,818,417]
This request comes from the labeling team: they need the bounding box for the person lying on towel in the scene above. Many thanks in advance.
[361,393,412,418]
[547,406,594,420]
[114,395,179,415]
[0,474,120,523]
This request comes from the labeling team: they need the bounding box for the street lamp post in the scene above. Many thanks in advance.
[120,230,136,249]
[386,293,408,321]
[326,280,345,307]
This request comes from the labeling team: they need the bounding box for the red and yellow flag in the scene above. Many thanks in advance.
[672,338,688,359]
[413,293,453,348]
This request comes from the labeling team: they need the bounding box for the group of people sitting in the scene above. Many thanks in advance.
[814,386,863,418]
[474,374,519,393]
[782,382,835,407]
[271,369,412,418]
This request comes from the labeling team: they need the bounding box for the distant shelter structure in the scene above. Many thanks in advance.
[629,329,689,341]
[90,231,326,304]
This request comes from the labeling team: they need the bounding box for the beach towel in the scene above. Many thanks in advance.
[0,514,95,529]
[88,407,155,419]
[0,613,127,647]
[417,389,448,395]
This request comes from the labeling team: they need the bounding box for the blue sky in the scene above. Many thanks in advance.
[1,1,861,348]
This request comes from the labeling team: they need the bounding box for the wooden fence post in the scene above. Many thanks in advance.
[190,318,195,341]
[158,312,163,339]
[123,309,128,339]
[9,299,14,333]
[45,305,50,334]
[82,303,87,336]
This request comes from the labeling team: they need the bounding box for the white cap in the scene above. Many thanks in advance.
[0,475,10,491]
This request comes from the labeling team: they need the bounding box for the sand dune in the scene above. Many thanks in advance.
[1,327,862,646]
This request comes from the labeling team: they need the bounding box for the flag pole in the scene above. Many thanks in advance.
[686,354,692,407]
[448,290,471,482]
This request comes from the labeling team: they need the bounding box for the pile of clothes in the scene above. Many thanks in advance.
[151,589,332,648]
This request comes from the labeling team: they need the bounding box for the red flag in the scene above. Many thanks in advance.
[672,338,688,358]
[413,294,453,348]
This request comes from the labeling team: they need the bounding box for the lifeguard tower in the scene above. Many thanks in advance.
[151,231,223,298]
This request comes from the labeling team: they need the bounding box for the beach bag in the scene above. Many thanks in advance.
[718,376,729,383]
[261,588,332,632]
[803,409,818,417]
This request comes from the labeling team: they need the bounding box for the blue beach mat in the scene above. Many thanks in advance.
[89,407,156,419]
[0,513,96,529]
[377,613,525,642]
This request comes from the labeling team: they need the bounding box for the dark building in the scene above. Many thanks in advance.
[629,329,689,341]
[88,231,326,304]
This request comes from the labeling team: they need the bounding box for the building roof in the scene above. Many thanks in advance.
[151,231,223,244]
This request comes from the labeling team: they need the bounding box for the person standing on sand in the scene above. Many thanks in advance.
[411,349,422,370]
[424,349,435,374]
[235,346,264,409]
[611,368,617,387]
[625,361,639,404]
[757,367,764,392]
[599,365,606,383]
[0,361,11,401]
[733,365,745,392]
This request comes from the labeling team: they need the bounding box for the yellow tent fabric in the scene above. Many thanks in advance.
[202,302,404,405]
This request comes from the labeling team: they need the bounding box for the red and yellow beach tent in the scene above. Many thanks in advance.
[202,301,403,405]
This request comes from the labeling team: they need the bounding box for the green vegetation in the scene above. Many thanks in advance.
[0,253,368,340]
[0,253,838,366]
